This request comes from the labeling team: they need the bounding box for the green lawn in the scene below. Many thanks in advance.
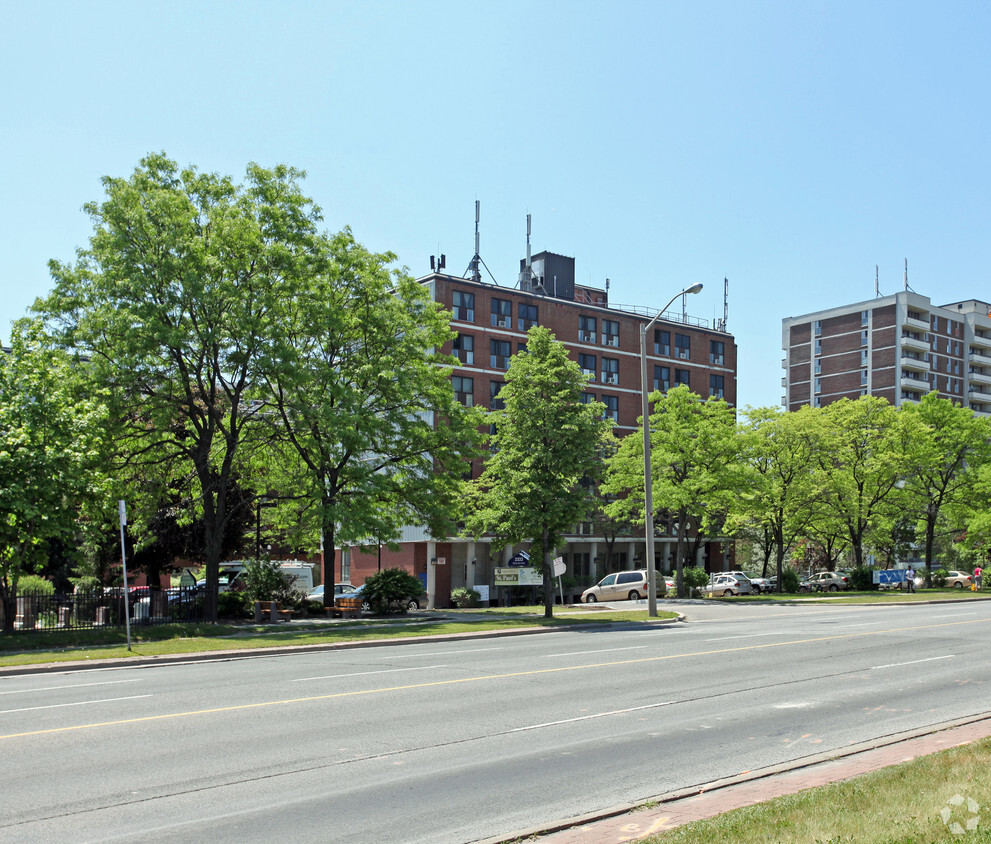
[0,608,677,668]
[644,736,991,843]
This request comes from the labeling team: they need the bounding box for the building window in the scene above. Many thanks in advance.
[813,396,822,407]
[601,357,619,385]
[489,380,505,410]
[709,374,724,399]
[602,395,618,422]
[815,338,822,355]
[579,315,596,343]
[491,298,512,328]
[861,310,869,326]
[674,368,690,387]
[490,338,511,369]
[861,369,868,386]
[517,341,528,355]
[518,302,538,331]
[452,376,473,406]
[654,329,670,356]
[815,377,822,394]
[653,365,670,392]
[578,353,597,379]
[815,359,821,374]
[861,330,868,346]
[814,320,822,336]
[579,392,595,404]
[861,349,868,366]
[709,340,725,366]
[602,319,619,347]
[675,334,691,360]
[452,333,474,365]
[452,290,475,322]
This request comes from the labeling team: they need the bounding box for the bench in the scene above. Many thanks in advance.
[329,597,364,619]
[254,600,294,622]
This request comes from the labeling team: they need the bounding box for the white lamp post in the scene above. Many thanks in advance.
[640,283,703,616]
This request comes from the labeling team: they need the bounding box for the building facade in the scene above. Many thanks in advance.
[782,291,991,414]
[337,251,739,606]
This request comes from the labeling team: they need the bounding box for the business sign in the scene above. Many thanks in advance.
[495,566,542,585]
[518,567,543,586]
[507,551,531,567]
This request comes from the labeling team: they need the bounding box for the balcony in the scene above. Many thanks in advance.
[904,314,930,331]
[970,385,991,401]
[900,333,929,353]
[900,354,930,372]
[900,373,931,390]
[969,349,991,366]
[969,369,991,386]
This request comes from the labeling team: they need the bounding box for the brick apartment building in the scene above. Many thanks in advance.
[782,290,991,413]
[337,251,738,606]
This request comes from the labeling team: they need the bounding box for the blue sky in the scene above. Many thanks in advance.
[3,0,989,409]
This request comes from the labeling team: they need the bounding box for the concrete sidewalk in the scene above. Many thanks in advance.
[503,715,991,843]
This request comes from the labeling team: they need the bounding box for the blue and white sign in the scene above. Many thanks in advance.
[507,551,531,567]
[873,569,905,585]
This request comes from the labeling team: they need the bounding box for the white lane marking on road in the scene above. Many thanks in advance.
[706,633,782,641]
[544,646,648,657]
[0,695,151,715]
[0,679,142,696]
[510,700,676,732]
[872,655,955,670]
[293,665,446,682]
[832,621,886,627]
[385,648,502,659]
[930,612,977,617]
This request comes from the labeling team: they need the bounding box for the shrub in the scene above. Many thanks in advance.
[849,565,877,591]
[780,568,801,593]
[361,568,425,614]
[451,587,481,608]
[932,568,949,588]
[17,575,55,595]
[683,566,709,597]
[241,559,298,605]
[217,590,250,619]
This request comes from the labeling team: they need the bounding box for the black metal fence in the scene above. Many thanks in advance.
[0,587,213,634]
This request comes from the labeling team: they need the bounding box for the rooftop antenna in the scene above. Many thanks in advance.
[430,253,446,273]
[722,277,729,331]
[517,213,543,292]
[874,265,879,297]
[463,200,498,285]
[904,258,911,292]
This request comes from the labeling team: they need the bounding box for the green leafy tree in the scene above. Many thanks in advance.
[899,393,991,584]
[732,405,821,593]
[36,153,322,620]
[257,228,484,607]
[603,384,739,597]
[465,326,611,618]
[0,320,111,631]
[813,396,909,569]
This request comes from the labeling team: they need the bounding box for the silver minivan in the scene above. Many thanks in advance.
[581,569,667,603]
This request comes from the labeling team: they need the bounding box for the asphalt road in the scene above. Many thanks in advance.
[2,599,989,843]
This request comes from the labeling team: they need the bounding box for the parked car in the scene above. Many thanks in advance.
[722,571,763,594]
[743,571,771,594]
[701,574,751,597]
[942,570,974,589]
[306,583,357,604]
[581,570,667,603]
[799,571,852,592]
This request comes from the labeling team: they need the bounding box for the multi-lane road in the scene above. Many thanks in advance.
[3,599,989,843]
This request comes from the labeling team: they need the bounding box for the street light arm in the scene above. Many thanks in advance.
[643,283,704,336]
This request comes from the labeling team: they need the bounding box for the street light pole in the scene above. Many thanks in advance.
[641,283,703,616]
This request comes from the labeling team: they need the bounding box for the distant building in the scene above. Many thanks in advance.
[335,249,739,605]
[782,291,991,414]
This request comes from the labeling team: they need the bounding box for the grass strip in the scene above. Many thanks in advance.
[644,736,991,843]
[0,609,676,668]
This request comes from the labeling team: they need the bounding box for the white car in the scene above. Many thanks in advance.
[702,574,752,597]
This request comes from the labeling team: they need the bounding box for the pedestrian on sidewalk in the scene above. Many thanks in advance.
[905,566,915,593]
[975,565,983,589]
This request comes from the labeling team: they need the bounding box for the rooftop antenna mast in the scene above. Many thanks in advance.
[464,200,499,285]
[875,265,879,297]
[517,213,544,292]
[904,258,911,292]
[722,277,729,331]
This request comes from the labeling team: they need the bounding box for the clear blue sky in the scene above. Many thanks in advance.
[3,0,990,409]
